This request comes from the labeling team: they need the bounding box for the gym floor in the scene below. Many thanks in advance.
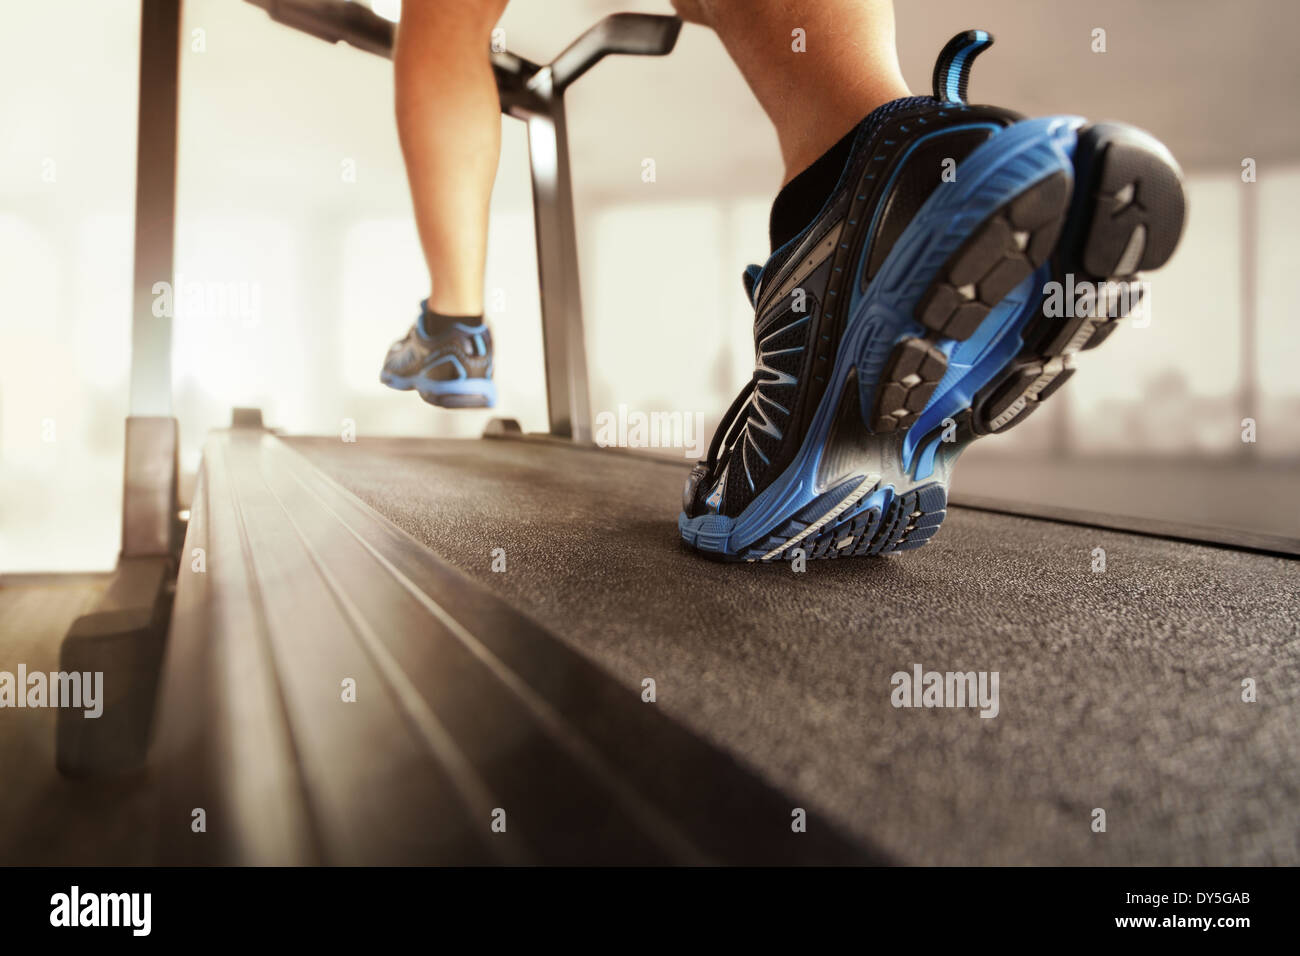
[0,576,156,865]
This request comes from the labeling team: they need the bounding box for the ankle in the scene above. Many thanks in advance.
[428,291,484,317]
[419,303,484,340]
[768,89,936,252]
[780,80,913,184]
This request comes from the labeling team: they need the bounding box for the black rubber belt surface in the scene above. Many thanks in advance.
[291,434,1300,866]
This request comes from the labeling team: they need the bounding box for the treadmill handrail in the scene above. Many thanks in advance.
[243,1,682,98]
[244,0,395,58]
[545,13,683,93]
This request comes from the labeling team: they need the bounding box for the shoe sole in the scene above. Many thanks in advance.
[680,116,1186,561]
[381,372,498,409]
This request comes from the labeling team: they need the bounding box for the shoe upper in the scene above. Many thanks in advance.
[383,314,493,384]
[684,34,1024,521]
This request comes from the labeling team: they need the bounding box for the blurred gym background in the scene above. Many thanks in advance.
[3,0,1297,571]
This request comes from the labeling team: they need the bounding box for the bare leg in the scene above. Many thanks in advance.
[394,0,510,316]
[673,0,912,183]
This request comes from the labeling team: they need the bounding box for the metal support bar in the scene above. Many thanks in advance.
[522,94,592,441]
[122,416,180,557]
[60,3,185,781]
[123,0,183,560]
[129,0,181,418]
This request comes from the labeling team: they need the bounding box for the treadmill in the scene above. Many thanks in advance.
[51,0,1300,867]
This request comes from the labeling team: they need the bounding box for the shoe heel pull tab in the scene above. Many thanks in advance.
[931,29,995,105]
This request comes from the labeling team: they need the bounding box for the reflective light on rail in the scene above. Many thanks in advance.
[367,0,402,25]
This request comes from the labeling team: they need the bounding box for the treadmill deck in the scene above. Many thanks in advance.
[290,434,1300,865]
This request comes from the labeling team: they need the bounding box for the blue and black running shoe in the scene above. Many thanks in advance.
[680,30,1186,561]
[380,301,497,408]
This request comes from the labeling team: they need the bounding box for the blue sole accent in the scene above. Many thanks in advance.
[681,115,1085,561]
[679,480,949,561]
[902,259,1053,481]
[381,371,497,409]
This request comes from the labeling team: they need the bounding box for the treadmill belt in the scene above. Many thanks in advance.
[290,435,1300,865]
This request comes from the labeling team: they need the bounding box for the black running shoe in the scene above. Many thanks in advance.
[680,30,1186,561]
[380,301,497,408]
